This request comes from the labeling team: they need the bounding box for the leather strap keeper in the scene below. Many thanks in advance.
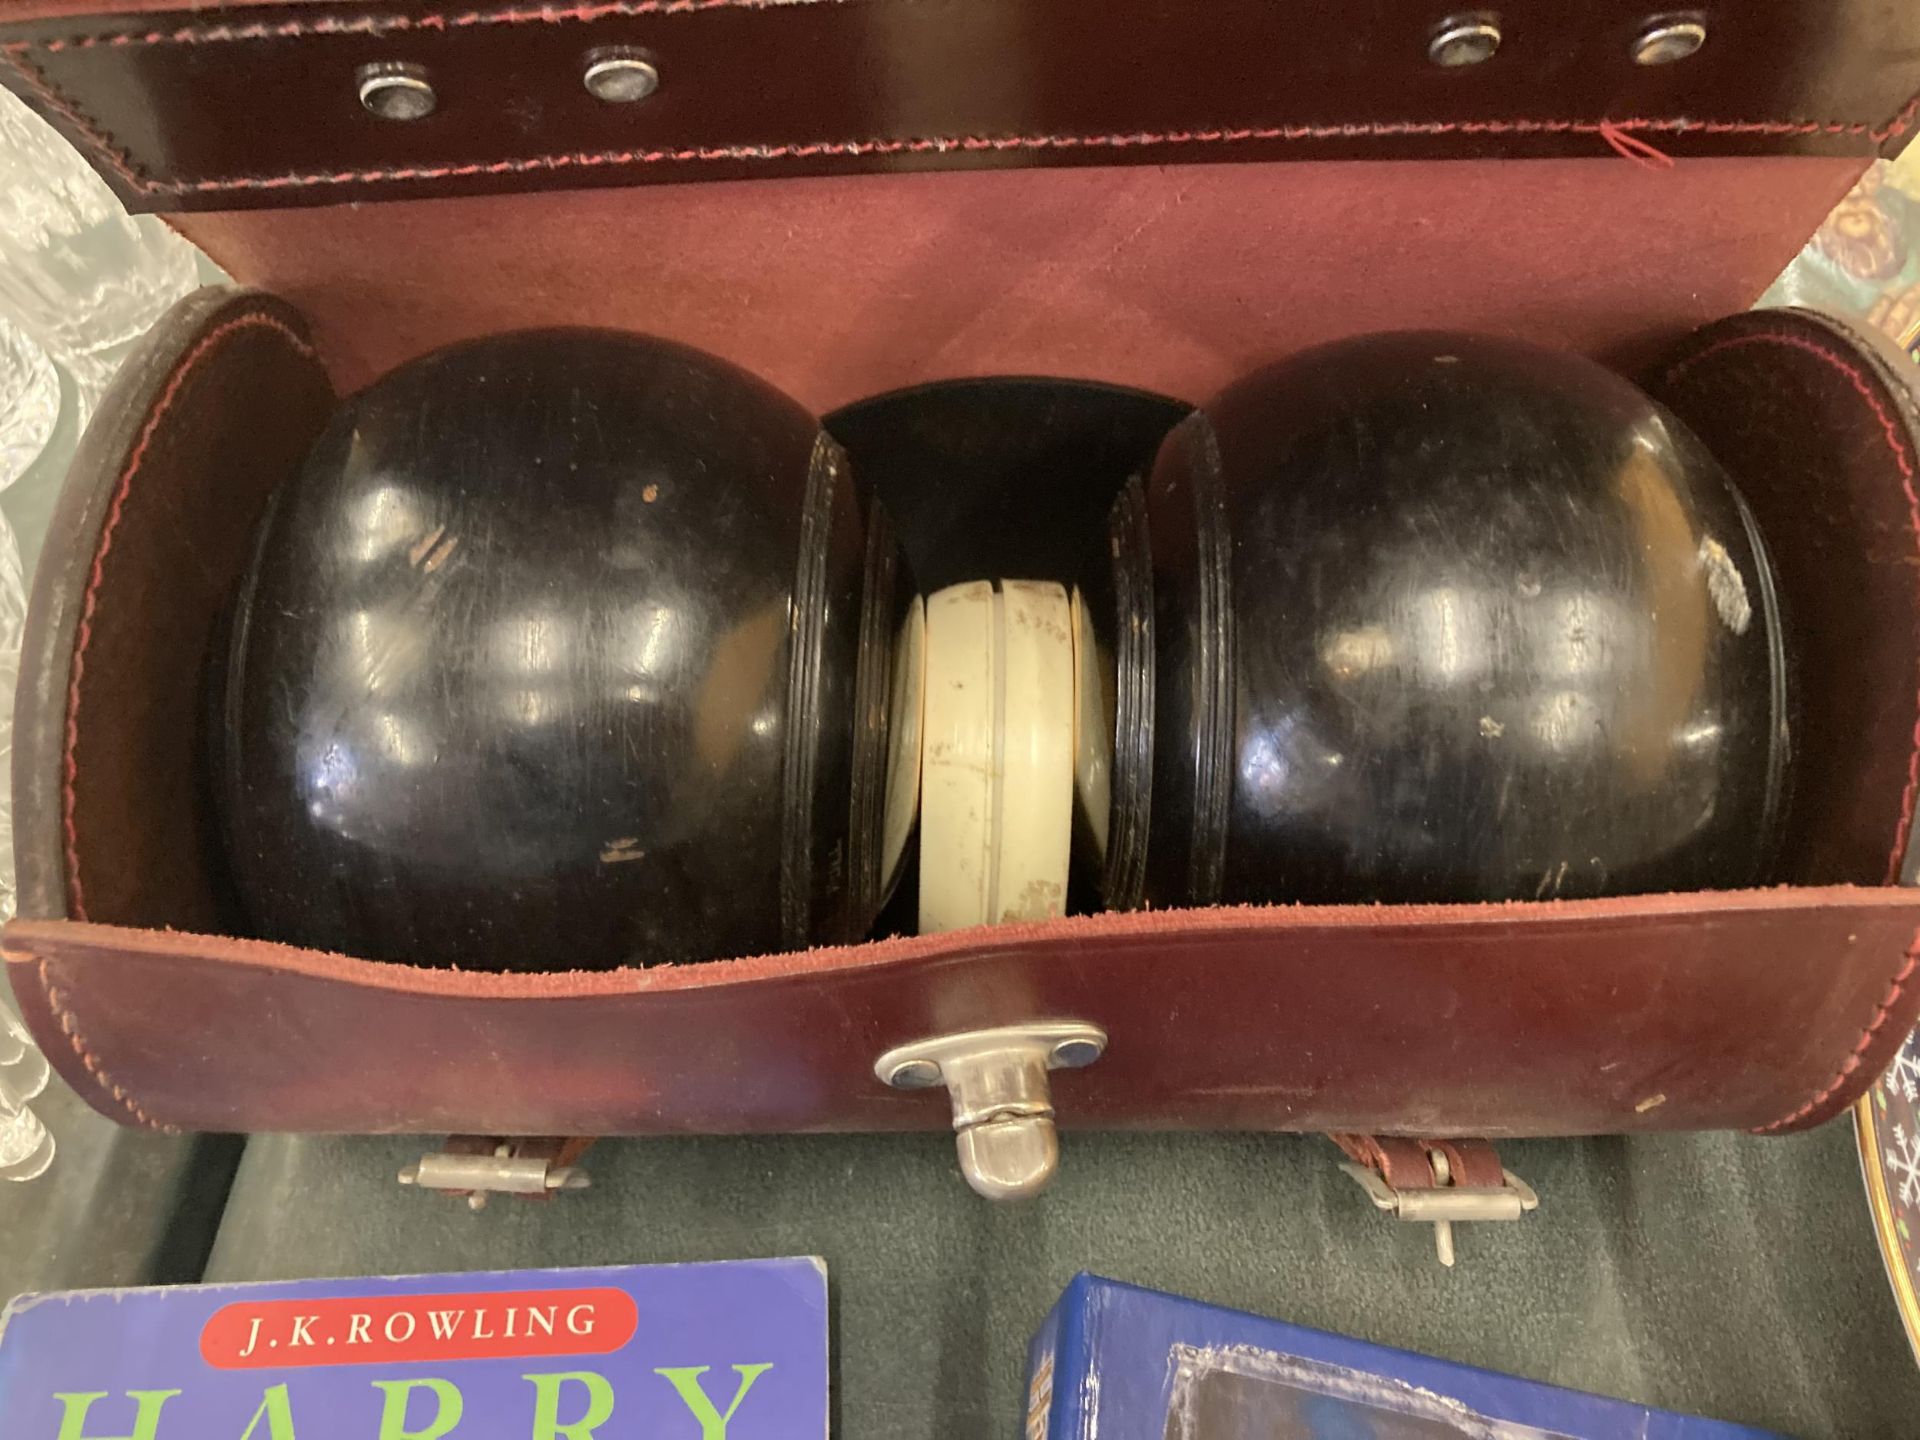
[1333,1136,1508,1194]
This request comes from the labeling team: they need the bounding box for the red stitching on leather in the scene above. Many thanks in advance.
[1,13,1912,200]
[35,956,177,1132]
[97,112,1920,197]
[1663,325,1920,886]
[31,0,753,49]
[1753,928,1920,1134]
[61,309,318,923]
[1894,90,1920,143]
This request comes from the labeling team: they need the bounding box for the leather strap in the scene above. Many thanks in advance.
[1332,1133,1507,1191]
[2,0,1916,214]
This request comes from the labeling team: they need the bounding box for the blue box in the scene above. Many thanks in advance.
[0,1256,826,1438]
[1025,1274,1780,1439]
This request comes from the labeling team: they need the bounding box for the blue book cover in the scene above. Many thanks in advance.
[0,1256,826,1439]
[1026,1274,1781,1440]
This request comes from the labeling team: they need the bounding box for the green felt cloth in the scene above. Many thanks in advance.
[0,1080,237,1302]
[201,1122,1920,1438]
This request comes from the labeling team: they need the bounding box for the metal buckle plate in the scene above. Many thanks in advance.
[1339,1146,1539,1267]
[398,1140,591,1211]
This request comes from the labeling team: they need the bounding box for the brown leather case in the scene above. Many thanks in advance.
[3,0,1920,1144]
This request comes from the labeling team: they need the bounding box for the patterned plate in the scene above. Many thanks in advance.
[1860,1051,1920,1357]
[1761,153,1920,360]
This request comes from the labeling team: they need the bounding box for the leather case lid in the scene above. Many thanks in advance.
[2,2,1899,409]
[0,0,1915,211]
[0,0,1903,412]
[8,293,1920,1140]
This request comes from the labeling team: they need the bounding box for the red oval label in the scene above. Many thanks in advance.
[199,1287,638,1369]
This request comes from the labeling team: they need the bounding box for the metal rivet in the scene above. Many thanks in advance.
[1428,14,1502,68]
[583,48,661,103]
[1631,16,1707,65]
[886,1058,943,1089]
[1050,1038,1103,1070]
[357,62,436,121]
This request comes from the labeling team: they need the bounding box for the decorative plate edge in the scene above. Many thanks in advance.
[1857,1084,1920,1362]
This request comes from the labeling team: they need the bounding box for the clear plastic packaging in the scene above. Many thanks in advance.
[0,88,198,427]
[0,315,56,490]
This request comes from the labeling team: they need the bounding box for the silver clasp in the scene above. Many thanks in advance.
[874,1020,1106,1201]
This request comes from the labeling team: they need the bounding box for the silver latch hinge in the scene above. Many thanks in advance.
[398,1140,592,1211]
[1339,1145,1538,1266]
